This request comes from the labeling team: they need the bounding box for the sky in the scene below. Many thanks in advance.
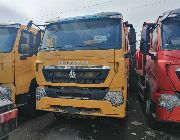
[0,0,180,40]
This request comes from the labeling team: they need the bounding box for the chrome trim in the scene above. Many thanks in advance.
[175,68,180,72]
[43,65,110,70]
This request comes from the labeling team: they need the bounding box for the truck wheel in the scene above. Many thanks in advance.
[126,80,130,117]
[24,79,37,116]
[114,100,129,126]
[113,112,128,126]
[145,84,159,129]
[53,112,62,118]
[146,99,157,128]
[129,54,137,93]
[2,135,9,140]
[53,112,67,119]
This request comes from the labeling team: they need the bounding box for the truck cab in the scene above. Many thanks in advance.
[0,23,40,115]
[136,9,180,126]
[35,12,136,119]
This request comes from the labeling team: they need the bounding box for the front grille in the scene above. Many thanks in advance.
[42,66,110,84]
[50,105,101,114]
[0,104,13,114]
[0,119,17,138]
[45,87,108,100]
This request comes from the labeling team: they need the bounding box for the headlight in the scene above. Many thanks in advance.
[36,87,47,101]
[104,91,124,107]
[158,94,180,111]
[0,86,12,101]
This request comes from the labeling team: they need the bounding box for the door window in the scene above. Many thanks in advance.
[19,30,34,55]
[152,28,158,52]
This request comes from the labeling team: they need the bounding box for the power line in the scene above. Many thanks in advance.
[31,0,112,22]
[11,0,169,25]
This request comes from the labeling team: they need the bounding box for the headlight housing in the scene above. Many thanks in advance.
[36,87,47,101]
[0,86,12,101]
[158,94,180,111]
[104,91,124,107]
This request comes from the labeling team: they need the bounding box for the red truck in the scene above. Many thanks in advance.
[0,90,17,140]
[136,8,180,127]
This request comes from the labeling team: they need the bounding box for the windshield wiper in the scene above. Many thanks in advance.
[48,30,60,38]
[40,47,57,51]
[164,45,180,50]
[74,45,107,50]
[40,46,64,51]
[171,46,180,50]
[40,45,108,51]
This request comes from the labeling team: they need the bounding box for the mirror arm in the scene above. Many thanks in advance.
[27,20,47,30]
[148,53,156,60]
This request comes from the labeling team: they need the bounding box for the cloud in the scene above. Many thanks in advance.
[0,4,28,23]
[0,0,180,36]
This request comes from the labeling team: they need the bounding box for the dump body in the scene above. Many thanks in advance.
[35,12,136,118]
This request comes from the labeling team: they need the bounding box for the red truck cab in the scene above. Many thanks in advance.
[136,9,180,127]
[0,89,17,140]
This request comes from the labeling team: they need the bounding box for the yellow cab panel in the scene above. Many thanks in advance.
[0,23,39,114]
[35,12,136,118]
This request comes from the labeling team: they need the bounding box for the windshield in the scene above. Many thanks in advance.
[41,18,121,51]
[0,27,18,53]
[162,19,180,50]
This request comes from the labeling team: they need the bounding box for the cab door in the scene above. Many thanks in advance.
[15,30,36,95]
[146,26,159,96]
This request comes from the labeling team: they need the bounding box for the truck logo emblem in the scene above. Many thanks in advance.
[69,70,76,79]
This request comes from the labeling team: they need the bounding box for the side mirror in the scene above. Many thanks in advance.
[129,26,136,55]
[34,30,43,54]
[27,20,33,30]
[140,40,150,55]
[124,22,136,56]
[140,25,151,55]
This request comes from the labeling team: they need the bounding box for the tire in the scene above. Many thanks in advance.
[53,112,65,119]
[23,79,37,116]
[145,83,159,129]
[112,114,128,127]
[113,96,129,126]
[129,54,137,93]
[126,79,130,117]
[53,112,61,118]
[53,112,73,120]
[2,135,9,140]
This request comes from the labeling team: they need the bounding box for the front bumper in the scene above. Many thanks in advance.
[156,93,180,123]
[156,106,180,123]
[0,109,18,139]
[36,97,126,118]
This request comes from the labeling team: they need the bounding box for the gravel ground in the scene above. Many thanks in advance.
[9,94,180,140]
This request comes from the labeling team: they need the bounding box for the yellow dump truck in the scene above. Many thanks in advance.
[0,23,40,115]
[35,12,136,118]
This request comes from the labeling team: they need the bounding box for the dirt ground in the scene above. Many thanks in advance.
[9,94,180,140]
